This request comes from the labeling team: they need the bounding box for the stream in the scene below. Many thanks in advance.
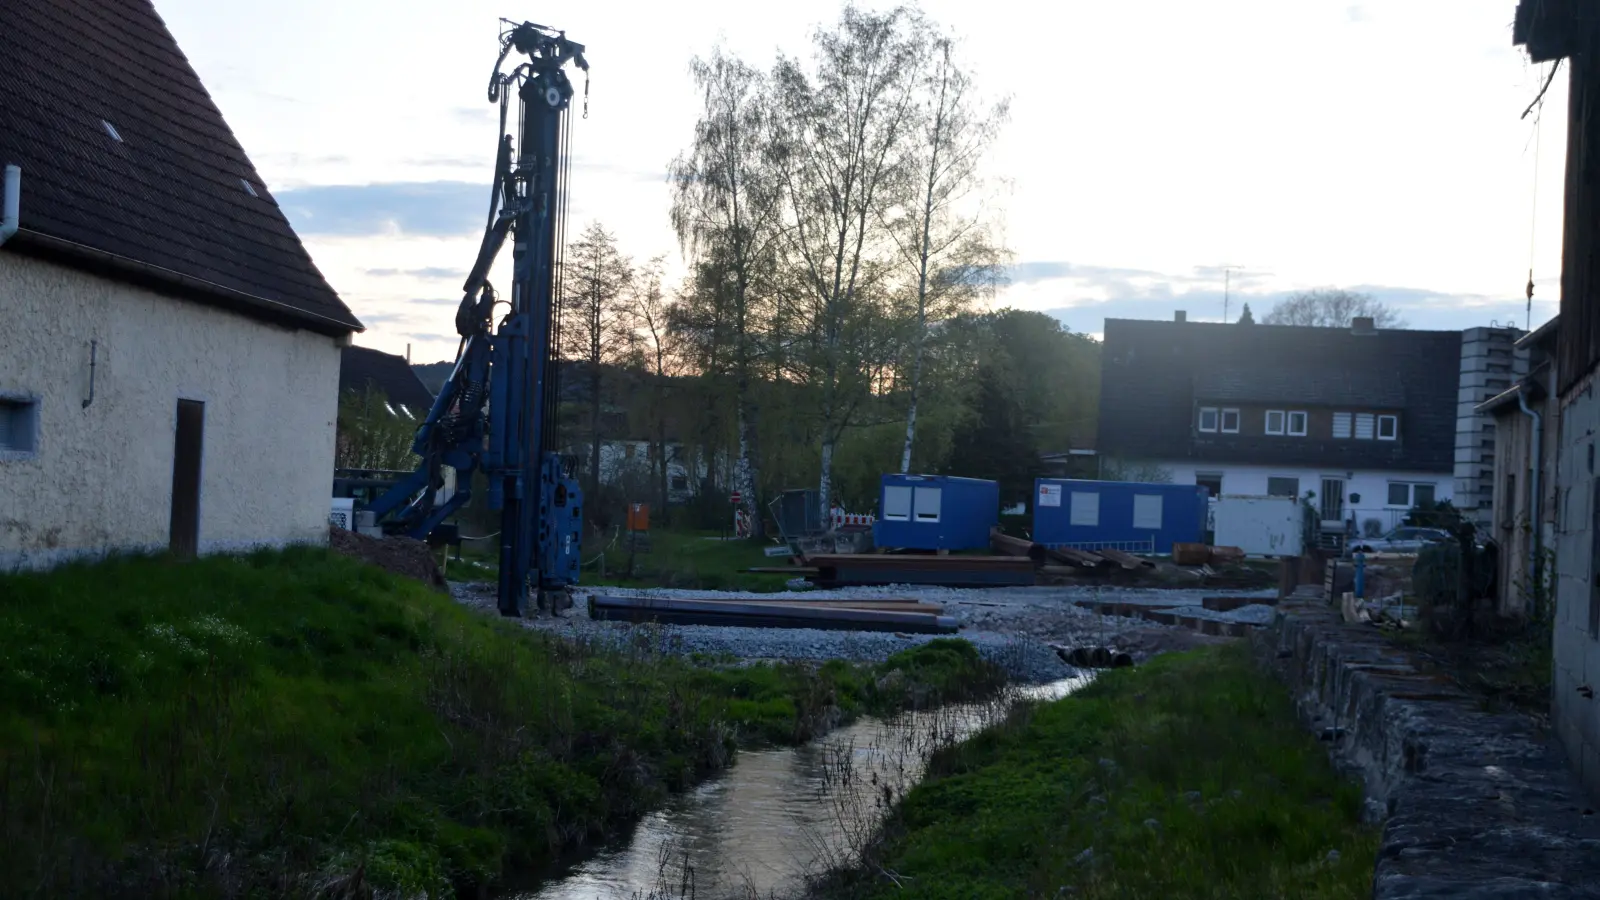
[517,676,1091,900]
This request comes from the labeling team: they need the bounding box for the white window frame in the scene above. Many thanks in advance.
[0,394,41,460]
[1198,407,1219,433]
[1220,408,1241,434]
[1070,492,1100,527]
[882,485,913,521]
[1287,411,1308,436]
[1264,410,1285,435]
[1266,476,1300,498]
[1377,414,1398,441]
[913,486,943,522]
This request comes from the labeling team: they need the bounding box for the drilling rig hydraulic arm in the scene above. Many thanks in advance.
[363,21,588,616]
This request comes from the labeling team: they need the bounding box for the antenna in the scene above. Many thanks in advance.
[1218,265,1244,323]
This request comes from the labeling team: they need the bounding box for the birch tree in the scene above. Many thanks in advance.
[890,32,1010,473]
[563,221,634,499]
[770,5,922,515]
[630,255,679,511]
[670,49,781,537]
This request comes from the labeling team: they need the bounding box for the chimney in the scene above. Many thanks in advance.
[1351,316,1375,334]
[1174,311,1187,323]
[406,342,412,363]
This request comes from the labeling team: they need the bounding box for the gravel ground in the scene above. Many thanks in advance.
[449,580,1272,683]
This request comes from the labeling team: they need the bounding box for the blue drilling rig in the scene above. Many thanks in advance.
[363,20,588,617]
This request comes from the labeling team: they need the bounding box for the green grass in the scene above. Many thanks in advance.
[825,643,1379,900]
[0,549,1004,898]
[587,529,794,592]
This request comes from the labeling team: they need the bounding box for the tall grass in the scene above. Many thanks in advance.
[0,548,1004,897]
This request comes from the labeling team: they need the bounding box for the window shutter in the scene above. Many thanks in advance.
[1333,413,1352,439]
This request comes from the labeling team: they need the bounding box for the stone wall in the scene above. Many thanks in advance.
[1257,600,1600,897]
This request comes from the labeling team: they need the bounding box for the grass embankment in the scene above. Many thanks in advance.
[0,549,1001,898]
[825,643,1380,900]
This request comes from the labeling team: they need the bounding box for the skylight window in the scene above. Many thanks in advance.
[101,119,122,142]
[240,178,258,197]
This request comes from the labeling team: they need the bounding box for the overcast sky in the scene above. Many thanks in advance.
[154,0,1565,362]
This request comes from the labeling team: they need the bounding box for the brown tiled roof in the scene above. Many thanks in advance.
[0,0,362,335]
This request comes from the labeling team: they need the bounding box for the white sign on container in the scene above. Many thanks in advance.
[1038,483,1062,507]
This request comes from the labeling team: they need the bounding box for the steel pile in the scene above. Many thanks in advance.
[586,594,959,633]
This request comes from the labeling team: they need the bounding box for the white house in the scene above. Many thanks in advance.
[1096,314,1517,547]
[0,0,363,569]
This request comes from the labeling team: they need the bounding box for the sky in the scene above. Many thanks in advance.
[153,0,1568,362]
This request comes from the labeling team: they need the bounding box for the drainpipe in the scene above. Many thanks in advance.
[1516,386,1543,612]
[0,165,19,247]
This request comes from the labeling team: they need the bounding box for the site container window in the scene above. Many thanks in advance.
[1070,492,1100,527]
[1355,413,1376,440]
[1198,407,1219,432]
[1220,409,1240,433]
[1287,411,1308,436]
[1378,415,1398,440]
[1265,410,1285,435]
[1333,412,1353,439]
[883,485,912,520]
[913,486,942,522]
[1267,477,1299,497]
[1133,494,1163,529]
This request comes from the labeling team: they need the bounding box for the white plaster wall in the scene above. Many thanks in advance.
[1551,378,1600,798]
[0,252,344,569]
[1147,460,1454,532]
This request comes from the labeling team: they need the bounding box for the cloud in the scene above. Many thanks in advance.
[449,107,497,127]
[409,297,459,306]
[351,310,412,326]
[363,266,469,280]
[1346,4,1368,23]
[276,181,489,237]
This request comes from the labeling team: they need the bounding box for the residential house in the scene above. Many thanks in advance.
[1477,316,1559,616]
[1097,313,1484,549]
[340,345,435,419]
[0,0,362,568]
[1514,0,1600,800]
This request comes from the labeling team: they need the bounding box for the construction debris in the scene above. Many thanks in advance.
[586,594,959,634]
[327,525,447,591]
[805,553,1036,588]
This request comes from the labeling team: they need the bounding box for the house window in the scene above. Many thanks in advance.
[1070,492,1100,527]
[1220,408,1240,433]
[1332,412,1352,439]
[1198,407,1219,432]
[1133,494,1164,529]
[1267,476,1299,497]
[1195,473,1223,498]
[1377,415,1398,440]
[883,485,913,520]
[0,397,40,457]
[1265,410,1285,435]
[1287,411,1308,436]
[1355,413,1375,440]
[1387,482,1437,507]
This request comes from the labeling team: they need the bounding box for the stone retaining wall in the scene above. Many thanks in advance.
[1256,599,1600,898]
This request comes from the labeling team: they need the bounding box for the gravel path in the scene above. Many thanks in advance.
[449,580,1276,683]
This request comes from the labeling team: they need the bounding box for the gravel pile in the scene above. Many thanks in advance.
[448,581,1265,683]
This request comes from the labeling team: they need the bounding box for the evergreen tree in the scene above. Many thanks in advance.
[1238,302,1256,324]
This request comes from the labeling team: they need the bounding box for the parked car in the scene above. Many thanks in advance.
[1348,526,1453,555]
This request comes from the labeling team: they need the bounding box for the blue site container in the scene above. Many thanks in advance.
[1032,479,1207,555]
[873,474,999,551]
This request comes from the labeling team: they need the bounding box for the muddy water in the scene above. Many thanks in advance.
[519,676,1091,900]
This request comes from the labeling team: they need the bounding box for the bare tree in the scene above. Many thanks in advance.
[1261,289,1406,328]
[630,255,680,511]
[771,4,923,514]
[670,48,782,538]
[887,29,1010,474]
[563,221,634,499]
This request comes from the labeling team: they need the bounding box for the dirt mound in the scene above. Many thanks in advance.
[327,526,447,591]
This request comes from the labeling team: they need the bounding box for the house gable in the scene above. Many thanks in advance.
[0,0,362,336]
[340,346,435,415]
[1097,318,1461,473]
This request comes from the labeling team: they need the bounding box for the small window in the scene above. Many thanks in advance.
[913,486,942,521]
[1196,473,1223,498]
[1287,411,1308,436]
[1355,413,1375,440]
[1414,483,1436,506]
[1198,407,1218,432]
[0,397,40,456]
[1332,412,1352,439]
[1265,410,1285,435]
[1266,476,1299,497]
[1377,414,1398,440]
[1070,492,1100,527]
[1133,494,1163,529]
[1220,409,1240,433]
[240,178,259,197]
[102,119,123,142]
[1387,483,1411,506]
[883,485,912,520]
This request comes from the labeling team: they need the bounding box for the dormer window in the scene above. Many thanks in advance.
[102,119,122,142]
[1265,410,1285,435]
[1378,414,1398,440]
[1198,407,1218,432]
[1220,408,1240,433]
[1287,411,1308,436]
